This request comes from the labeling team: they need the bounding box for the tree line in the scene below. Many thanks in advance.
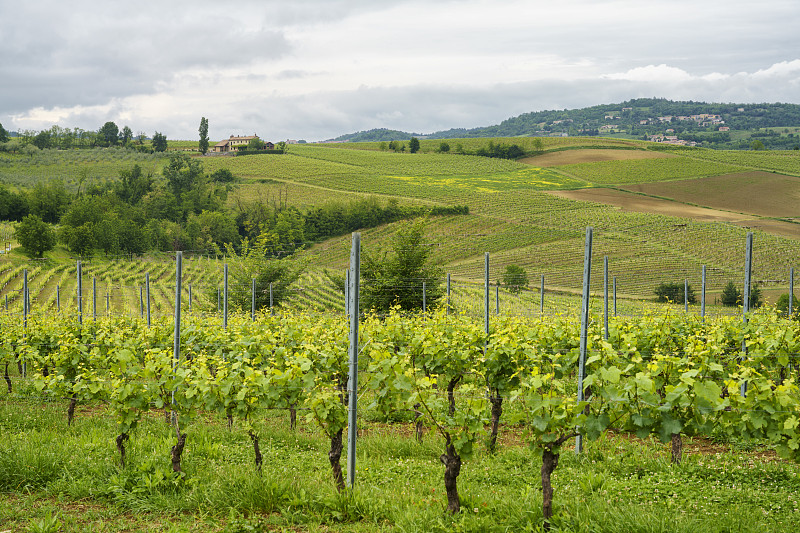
[6,153,468,260]
[0,120,168,153]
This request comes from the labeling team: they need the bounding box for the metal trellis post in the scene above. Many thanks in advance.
[224,264,228,330]
[346,232,361,488]
[603,256,609,340]
[741,233,753,397]
[576,227,593,454]
[702,266,706,322]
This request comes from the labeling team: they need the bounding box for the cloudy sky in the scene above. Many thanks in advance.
[1,0,799,141]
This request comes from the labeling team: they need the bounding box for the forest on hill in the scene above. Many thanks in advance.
[330,98,800,150]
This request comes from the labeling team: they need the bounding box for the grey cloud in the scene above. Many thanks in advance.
[0,1,291,113]
[212,68,800,141]
[276,70,318,80]
[3,0,800,141]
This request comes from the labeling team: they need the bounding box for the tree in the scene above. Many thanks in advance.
[94,218,121,256]
[654,281,696,304]
[222,238,308,312]
[0,122,8,143]
[210,168,235,183]
[121,126,133,146]
[721,281,740,306]
[99,121,120,146]
[162,153,224,219]
[198,117,209,155]
[720,280,762,308]
[246,137,265,151]
[23,144,39,158]
[60,223,96,258]
[15,214,56,258]
[361,221,443,312]
[777,293,800,318]
[438,141,450,153]
[152,132,168,152]
[749,283,763,308]
[115,164,154,204]
[185,210,239,251]
[0,186,29,221]
[117,219,149,256]
[502,265,529,294]
[750,139,765,151]
[32,130,52,149]
[409,137,420,154]
[27,181,70,223]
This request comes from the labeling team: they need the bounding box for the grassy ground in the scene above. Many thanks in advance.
[2,385,800,532]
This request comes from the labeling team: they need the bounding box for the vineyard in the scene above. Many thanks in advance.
[660,146,800,177]
[3,303,800,531]
[2,138,800,530]
[0,147,168,190]
[554,157,747,185]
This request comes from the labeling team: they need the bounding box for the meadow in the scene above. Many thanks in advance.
[4,386,799,533]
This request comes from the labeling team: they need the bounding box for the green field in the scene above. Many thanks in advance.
[0,147,168,190]
[1,138,799,307]
[3,137,800,532]
[662,147,800,176]
[554,157,747,185]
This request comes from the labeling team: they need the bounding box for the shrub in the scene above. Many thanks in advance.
[502,265,529,294]
[776,293,800,318]
[15,214,56,258]
[721,280,763,308]
[654,281,696,304]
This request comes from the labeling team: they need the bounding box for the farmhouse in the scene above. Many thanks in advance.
[212,135,259,153]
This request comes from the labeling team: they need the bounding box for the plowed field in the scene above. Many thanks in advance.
[520,148,675,167]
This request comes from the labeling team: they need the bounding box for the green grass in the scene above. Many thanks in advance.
[2,390,799,532]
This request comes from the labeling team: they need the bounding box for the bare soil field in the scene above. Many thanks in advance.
[550,187,800,239]
[550,188,758,223]
[521,148,675,167]
[619,171,800,219]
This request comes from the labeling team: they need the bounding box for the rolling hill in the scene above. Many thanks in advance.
[1,136,800,316]
[328,98,800,150]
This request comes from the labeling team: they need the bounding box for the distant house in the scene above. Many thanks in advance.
[212,135,260,153]
[264,142,275,150]
[719,126,730,132]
